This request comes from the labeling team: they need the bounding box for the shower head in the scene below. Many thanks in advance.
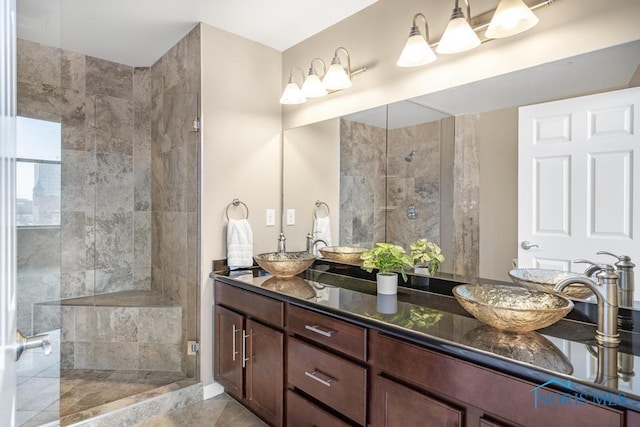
[405,151,416,162]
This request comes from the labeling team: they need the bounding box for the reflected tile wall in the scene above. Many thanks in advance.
[339,115,478,275]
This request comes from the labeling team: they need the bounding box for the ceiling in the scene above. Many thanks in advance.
[16,0,378,66]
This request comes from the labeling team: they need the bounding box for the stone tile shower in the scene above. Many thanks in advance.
[15,26,201,425]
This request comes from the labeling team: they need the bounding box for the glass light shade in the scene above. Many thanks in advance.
[279,81,306,105]
[323,61,352,91]
[397,34,437,67]
[301,73,327,98]
[436,17,481,54]
[485,0,539,38]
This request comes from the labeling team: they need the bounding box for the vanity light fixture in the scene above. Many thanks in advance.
[485,0,540,38]
[279,67,307,105]
[397,13,437,67]
[301,58,328,98]
[398,0,555,68]
[436,0,481,54]
[323,47,354,91]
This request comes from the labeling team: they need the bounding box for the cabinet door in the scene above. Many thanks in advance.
[214,305,243,400]
[373,375,463,427]
[246,319,284,427]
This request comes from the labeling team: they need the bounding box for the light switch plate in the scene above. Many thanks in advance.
[286,209,295,225]
[266,209,276,226]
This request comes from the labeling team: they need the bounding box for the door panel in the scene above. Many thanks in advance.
[214,305,243,399]
[245,319,283,427]
[518,87,640,295]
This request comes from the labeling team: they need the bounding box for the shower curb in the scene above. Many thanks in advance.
[59,379,202,426]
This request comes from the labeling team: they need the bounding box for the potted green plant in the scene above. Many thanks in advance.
[410,238,445,276]
[361,243,413,294]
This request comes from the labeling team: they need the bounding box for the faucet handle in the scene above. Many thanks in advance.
[597,251,635,268]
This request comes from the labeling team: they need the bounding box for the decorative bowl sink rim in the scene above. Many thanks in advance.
[452,283,574,332]
[453,283,574,311]
[253,251,316,277]
[508,267,594,299]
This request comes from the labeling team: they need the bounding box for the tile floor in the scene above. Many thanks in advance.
[137,394,267,426]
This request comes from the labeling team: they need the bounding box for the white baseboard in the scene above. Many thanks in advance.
[202,382,225,400]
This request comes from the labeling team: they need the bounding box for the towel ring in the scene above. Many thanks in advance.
[226,199,249,220]
[313,200,330,220]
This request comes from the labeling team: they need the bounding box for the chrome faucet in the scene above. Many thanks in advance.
[555,263,619,347]
[277,233,286,253]
[306,233,327,253]
[597,251,635,310]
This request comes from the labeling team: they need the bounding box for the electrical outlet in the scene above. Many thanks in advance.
[287,209,295,225]
[266,209,276,226]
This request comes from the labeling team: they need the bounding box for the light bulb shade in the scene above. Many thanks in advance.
[323,61,352,91]
[279,81,307,105]
[436,17,481,54]
[301,73,327,98]
[397,33,437,67]
[485,0,539,38]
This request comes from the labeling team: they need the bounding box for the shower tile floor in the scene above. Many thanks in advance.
[16,330,187,427]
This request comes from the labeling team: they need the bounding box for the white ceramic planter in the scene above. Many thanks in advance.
[414,265,431,276]
[376,294,398,314]
[376,272,398,295]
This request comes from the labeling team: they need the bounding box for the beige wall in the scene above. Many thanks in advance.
[282,0,640,130]
[200,23,282,386]
[479,108,518,281]
[283,118,340,251]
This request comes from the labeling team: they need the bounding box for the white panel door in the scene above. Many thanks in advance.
[518,87,640,293]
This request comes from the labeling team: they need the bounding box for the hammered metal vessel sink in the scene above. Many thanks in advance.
[254,251,315,277]
[262,276,316,299]
[319,246,367,264]
[509,268,594,300]
[453,284,573,332]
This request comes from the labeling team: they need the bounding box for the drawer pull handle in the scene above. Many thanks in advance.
[242,331,250,368]
[305,324,334,338]
[232,324,241,361]
[304,370,333,387]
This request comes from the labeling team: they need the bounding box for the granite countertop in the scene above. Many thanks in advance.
[212,263,640,412]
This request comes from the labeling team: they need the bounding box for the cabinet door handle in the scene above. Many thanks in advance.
[242,330,250,368]
[305,324,334,338]
[232,324,241,361]
[304,370,333,387]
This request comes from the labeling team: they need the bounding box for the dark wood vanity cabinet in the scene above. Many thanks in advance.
[371,332,624,427]
[214,280,630,427]
[214,281,284,426]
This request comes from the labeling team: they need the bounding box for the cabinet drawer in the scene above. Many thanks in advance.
[288,336,367,426]
[287,304,366,361]
[215,281,284,328]
[287,390,351,427]
[373,374,463,427]
[372,332,623,427]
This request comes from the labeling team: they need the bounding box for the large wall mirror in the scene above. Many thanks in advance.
[283,39,640,282]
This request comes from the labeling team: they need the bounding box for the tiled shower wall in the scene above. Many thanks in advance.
[338,115,477,276]
[339,118,444,250]
[16,39,152,332]
[150,25,201,377]
[339,118,386,248]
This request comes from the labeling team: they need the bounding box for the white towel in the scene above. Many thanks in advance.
[312,216,332,256]
[227,218,254,269]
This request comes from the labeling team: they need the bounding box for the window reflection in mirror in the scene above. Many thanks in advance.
[16,116,61,226]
